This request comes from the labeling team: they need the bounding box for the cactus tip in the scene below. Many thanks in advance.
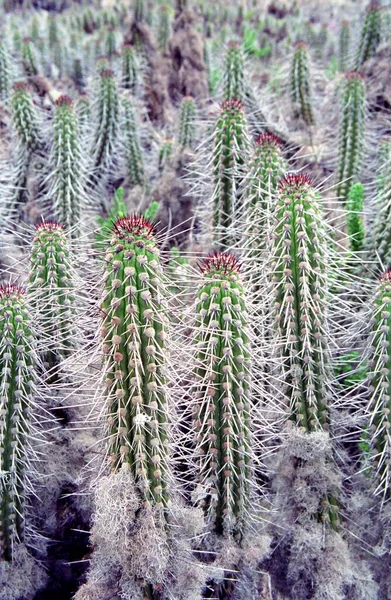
[100,68,115,78]
[201,252,240,275]
[35,220,64,232]
[380,270,391,283]
[55,95,73,107]
[221,98,244,112]
[279,173,311,189]
[0,283,24,298]
[113,215,155,238]
[255,132,282,147]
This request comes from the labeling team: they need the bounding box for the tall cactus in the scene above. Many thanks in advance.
[177,96,196,149]
[290,41,315,127]
[0,285,39,561]
[338,20,351,72]
[21,37,38,77]
[368,138,391,267]
[211,99,249,249]
[367,270,391,501]
[157,6,172,54]
[354,1,382,71]
[122,96,145,187]
[122,43,138,93]
[193,253,251,538]
[222,41,246,102]
[0,40,11,102]
[100,215,169,508]
[336,72,366,204]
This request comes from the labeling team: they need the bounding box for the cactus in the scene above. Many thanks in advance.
[368,138,391,267]
[354,1,382,71]
[367,270,391,501]
[177,96,196,149]
[157,6,172,54]
[105,26,118,62]
[346,182,365,254]
[336,72,366,204]
[122,43,139,93]
[47,96,86,235]
[222,42,246,103]
[72,57,85,91]
[211,99,249,249]
[290,41,315,127]
[338,20,351,72]
[21,37,38,77]
[91,69,120,183]
[193,253,251,538]
[100,216,170,508]
[122,96,145,187]
[134,0,146,23]
[158,138,173,172]
[75,93,91,140]
[28,222,76,374]
[0,41,11,102]
[0,285,39,561]
[271,175,330,432]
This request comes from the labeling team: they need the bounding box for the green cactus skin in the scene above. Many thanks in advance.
[177,96,196,149]
[223,42,246,103]
[0,41,11,102]
[157,6,172,54]
[101,216,169,508]
[354,2,382,71]
[76,93,91,141]
[28,222,76,374]
[122,44,138,93]
[21,37,38,77]
[336,72,366,204]
[290,41,315,127]
[105,27,118,62]
[53,42,65,80]
[48,15,58,48]
[134,0,146,23]
[369,138,391,267]
[346,182,365,254]
[271,175,330,433]
[0,285,38,561]
[48,96,86,235]
[338,20,351,72]
[158,138,173,172]
[72,57,85,91]
[212,99,249,249]
[92,69,120,179]
[367,271,391,501]
[194,254,251,538]
[122,96,145,187]
[11,82,40,154]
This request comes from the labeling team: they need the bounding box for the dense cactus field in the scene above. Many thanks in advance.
[0,0,391,599]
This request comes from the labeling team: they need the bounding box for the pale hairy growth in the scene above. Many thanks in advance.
[0,542,47,600]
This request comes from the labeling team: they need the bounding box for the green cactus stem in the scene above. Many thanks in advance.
[222,42,246,103]
[21,37,38,77]
[0,41,11,102]
[92,69,120,182]
[354,1,382,71]
[157,6,172,54]
[338,20,351,72]
[122,96,145,187]
[101,216,170,508]
[194,253,251,538]
[290,41,315,127]
[336,72,366,204]
[368,138,391,267]
[177,96,196,149]
[346,182,365,254]
[158,138,173,172]
[0,285,38,561]
[122,44,139,93]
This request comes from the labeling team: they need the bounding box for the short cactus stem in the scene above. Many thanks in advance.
[134,0,145,23]
[194,253,252,538]
[122,44,138,92]
[21,37,38,77]
[354,1,382,71]
[271,175,330,432]
[76,93,91,140]
[336,72,366,204]
[48,96,86,235]
[290,41,315,126]
[177,96,196,149]
[369,138,391,266]
[101,216,170,508]
[92,69,120,180]
[0,285,38,561]
[11,82,40,153]
[367,271,391,501]
[338,20,351,72]
[104,26,118,61]
[157,6,172,54]
[122,96,145,187]
[158,138,173,172]
[222,42,246,102]
[28,222,76,374]
[212,99,249,249]
[346,182,365,253]
[0,41,11,102]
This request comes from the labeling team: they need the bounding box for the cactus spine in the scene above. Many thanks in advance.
[101,216,169,508]
[0,285,38,561]
[223,42,246,102]
[336,72,366,204]
[367,271,391,501]
[21,37,38,77]
[92,69,120,182]
[338,20,351,72]
[157,6,172,54]
[346,182,365,254]
[122,96,145,187]
[0,41,11,102]
[122,44,138,93]
[211,99,249,249]
[177,96,196,149]
[354,1,382,71]
[194,254,251,537]
[369,138,391,267]
[290,41,315,126]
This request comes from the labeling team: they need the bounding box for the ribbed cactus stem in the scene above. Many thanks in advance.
[49,96,86,235]
[157,6,171,54]
[105,26,118,61]
[28,222,75,373]
[21,37,38,77]
[158,138,173,172]
[101,216,169,508]
[177,96,196,149]
[92,69,120,178]
[0,41,11,101]
[370,138,391,266]
[194,253,251,538]
[368,271,391,501]
[11,82,40,153]
[354,1,382,71]
[122,96,145,187]
[76,93,91,139]
[122,44,138,92]
[346,182,365,253]
[338,20,351,72]
[0,285,38,561]
[290,41,315,126]
[212,99,249,249]
[336,72,366,204]
[134,0,145,23]
[223,42,246,102]
[272,175,330,432]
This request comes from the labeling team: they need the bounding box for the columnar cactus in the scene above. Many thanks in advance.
[336,72,366,204]
[338,20,351,72]
[122,43,138,93]
[28,222,76,374]
[100,216,169,508]
[92,69,120,181]
[222,42,246,103]
[47,96,86,235]
[177,96,196,149]
[354,1,382,71]
[368,138,391,268]
[158,138,173,172]
[122,96,145,187]
[21,37,38,77]
[290,41,315,126]
[134,0,145,23]
[157,6,172,54]
[346,182,365,253]
[0,285,39,561]
[271,175,330,432]
[211,99,249,249]
[0,41,11,102]
[76,93,91,140]
[367,270,391,501]
[193,253,251,538]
